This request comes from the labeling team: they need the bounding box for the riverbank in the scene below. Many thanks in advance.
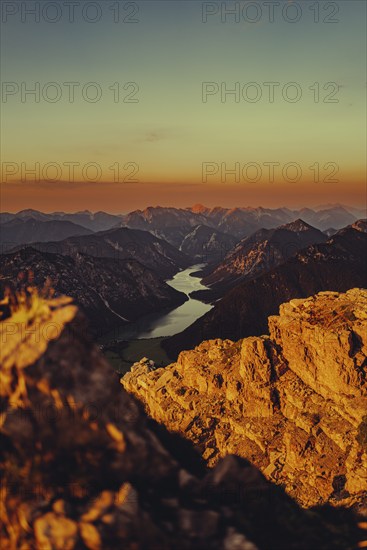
[102,337,172,374]
[100,264,213,372]
[100,264,213,343]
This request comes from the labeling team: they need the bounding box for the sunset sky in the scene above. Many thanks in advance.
[1,0,366,213]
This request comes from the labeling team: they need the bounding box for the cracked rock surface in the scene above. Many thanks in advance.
[123,289,367,509]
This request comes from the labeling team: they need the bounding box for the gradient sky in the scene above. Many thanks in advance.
[1,0,366,212]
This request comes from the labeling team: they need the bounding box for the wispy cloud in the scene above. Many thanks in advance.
[136,128,179,144]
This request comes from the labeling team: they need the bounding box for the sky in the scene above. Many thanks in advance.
[1,0,366,213]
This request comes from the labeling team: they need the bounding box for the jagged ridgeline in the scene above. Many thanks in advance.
[0,288,366,549]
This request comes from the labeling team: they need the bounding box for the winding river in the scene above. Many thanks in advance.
[102,264,213,341]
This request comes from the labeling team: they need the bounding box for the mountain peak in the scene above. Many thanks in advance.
[280,218,316,232]
[190,203,210,214]
[352,219,367,233]
[75,209,93,215]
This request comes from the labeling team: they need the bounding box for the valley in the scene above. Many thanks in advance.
[100,264,213,372]
[1,205,365,357]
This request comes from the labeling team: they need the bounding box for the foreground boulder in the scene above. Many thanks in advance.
[0,290,365,548]
[123,289,367,509]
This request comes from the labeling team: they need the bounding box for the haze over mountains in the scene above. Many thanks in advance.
[0,204,365,341]
[1,203,364,248]
[0,218,93,252]
[121,204,361,242]
[0,209,122,231]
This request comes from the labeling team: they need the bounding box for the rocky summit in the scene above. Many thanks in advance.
[123,288,367,509]
[1,289,367,549]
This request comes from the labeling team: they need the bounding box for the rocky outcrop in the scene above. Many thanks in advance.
[1,290,365,549]
[123,289,367,509]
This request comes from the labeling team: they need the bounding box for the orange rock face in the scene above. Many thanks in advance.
[122,288,367,508]
[1,289,366,549]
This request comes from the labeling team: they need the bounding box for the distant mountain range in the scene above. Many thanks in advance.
[0,209,122,232]
[290,207,358,231]
[163,221,367,359]
[120,204,360,242]
[0,248,187,335]
[121,206,209,248]
[12,226,191,279]
[0,218,93,252]
[1,204,364,255]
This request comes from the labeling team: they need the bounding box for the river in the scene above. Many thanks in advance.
[101,264,213,342]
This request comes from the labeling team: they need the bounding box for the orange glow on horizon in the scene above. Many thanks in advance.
[1,175,365,214]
